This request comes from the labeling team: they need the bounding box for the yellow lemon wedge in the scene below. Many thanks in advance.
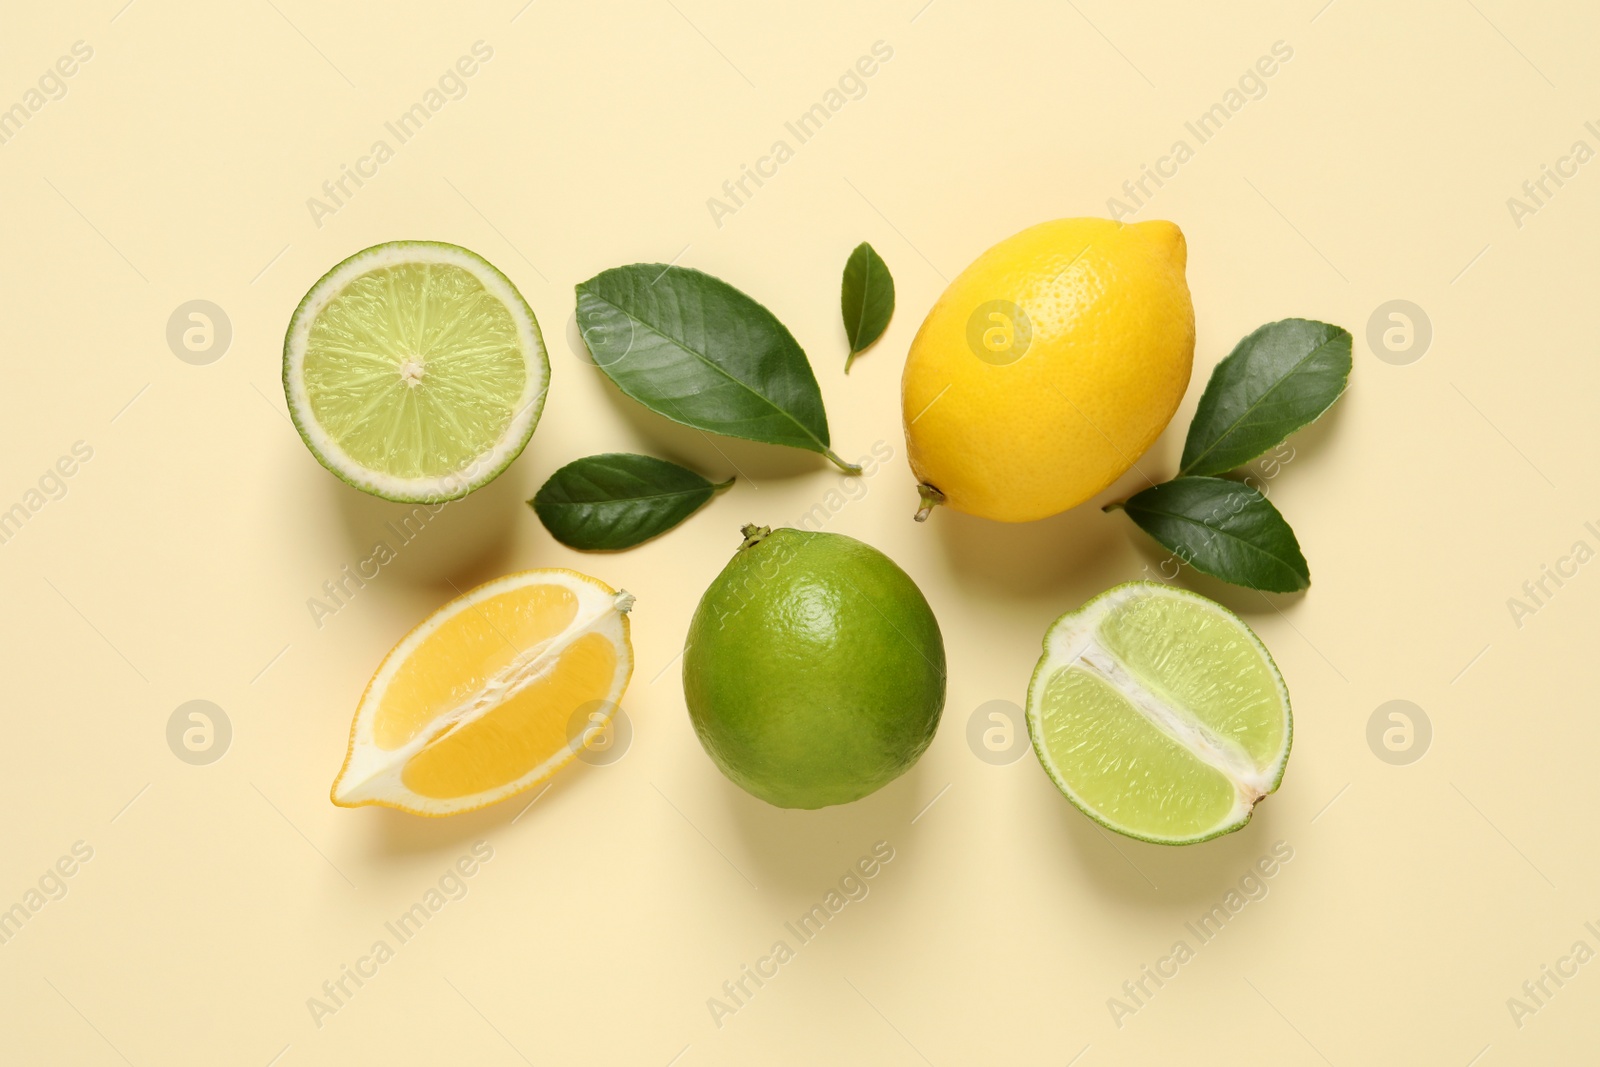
[331,569,634,816]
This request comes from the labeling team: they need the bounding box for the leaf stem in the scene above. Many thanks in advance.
[823,448,863,474]
[712,476,736,492]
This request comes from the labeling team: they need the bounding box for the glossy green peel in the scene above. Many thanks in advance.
[683,526,946,809]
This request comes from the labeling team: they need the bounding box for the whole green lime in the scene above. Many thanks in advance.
[683,525,947,809]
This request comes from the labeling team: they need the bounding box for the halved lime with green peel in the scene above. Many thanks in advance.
[283,242,549,503]
[1026,582,1291,845]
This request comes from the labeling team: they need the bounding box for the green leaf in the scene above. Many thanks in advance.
[841,242,894,372]
[531,453,732,551]
[1179,318,1352,477]
[575,264,859,472]
[1113,476,1310,592]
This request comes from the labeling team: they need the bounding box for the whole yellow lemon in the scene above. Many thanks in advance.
[902,218,1194,523]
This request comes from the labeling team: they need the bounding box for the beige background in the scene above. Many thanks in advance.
[2,0,1595,1063]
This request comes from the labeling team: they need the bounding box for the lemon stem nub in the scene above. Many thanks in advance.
[914,484,945,523]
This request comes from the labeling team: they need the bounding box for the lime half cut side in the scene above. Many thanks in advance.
[284,241,549,503]
[1026,582,1292,845]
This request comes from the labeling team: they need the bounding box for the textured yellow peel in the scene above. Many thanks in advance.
[902,218,1194,522]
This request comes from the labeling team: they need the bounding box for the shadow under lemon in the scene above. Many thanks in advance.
[929,487,1128,600]
[353,757,597,863]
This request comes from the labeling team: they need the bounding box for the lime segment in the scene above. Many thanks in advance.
[1096,592,1288,768]
[1027,582,1292,845]
[1037,666,1238,839]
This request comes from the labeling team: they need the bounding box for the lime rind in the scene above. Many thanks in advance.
[283,241,549,503]
[1025,581,1293,846]
[682,527,947,810]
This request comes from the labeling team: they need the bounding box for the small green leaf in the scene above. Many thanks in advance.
[1179,318,1352,477]
[841,242,894,372]
[531,453,732,551]
[575,264,859,473]
[1114,476,1310,592]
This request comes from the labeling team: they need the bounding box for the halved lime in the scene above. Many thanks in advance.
[1026,582,1291,845]
[283,242,549,503]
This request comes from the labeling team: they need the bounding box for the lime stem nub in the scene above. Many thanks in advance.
[914,484,945,523]
[739,524,771,549]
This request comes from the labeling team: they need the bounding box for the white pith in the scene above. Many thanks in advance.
[1027,583,1291,843]
[285,242,549,501]
[333,570,634,817]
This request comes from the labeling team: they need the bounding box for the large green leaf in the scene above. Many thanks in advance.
[576,264,858,472]
[1113,476,1310,592]
[531,453,731,551]
[1179,319,1352,477]
[841,242,894,372]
